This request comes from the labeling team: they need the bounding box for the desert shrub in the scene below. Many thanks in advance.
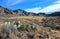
[13,21,37,32]
[14,21,20,27]
[31,25,36,32]
[17,24,25,31]
[1,24,18,37]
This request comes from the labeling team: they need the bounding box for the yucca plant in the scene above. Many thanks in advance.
[24,24,30,31]
[31,25,36,32]
[14,22,19,27]
[14,21,37,32]
[14,21,21,30]
[17,25,21,28]
[17,24,24,31]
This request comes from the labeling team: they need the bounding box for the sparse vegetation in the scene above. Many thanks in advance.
[14,21,37,32]
[0,6,60,39]
[42,16,60,30]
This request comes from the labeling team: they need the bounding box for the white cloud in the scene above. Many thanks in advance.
[6,0,25,6]
[39,4,60,13]
[25,7,41,13]
[54,0,60,4]
[25,3,60,14]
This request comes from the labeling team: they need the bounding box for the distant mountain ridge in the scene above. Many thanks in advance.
[0,6,60,16]
[46,12,60,16]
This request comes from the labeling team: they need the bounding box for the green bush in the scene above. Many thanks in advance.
[31,25,36,32]
[14,21,36,31]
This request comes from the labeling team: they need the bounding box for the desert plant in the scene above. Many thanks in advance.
[14,22,19,27]
[30,24,36,32]
[2,24,18,34]
[24,24,29,30]
[13,21,37,32]
[17,24,24,31]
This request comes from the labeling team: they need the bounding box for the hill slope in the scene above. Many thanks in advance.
[0,6,60,39]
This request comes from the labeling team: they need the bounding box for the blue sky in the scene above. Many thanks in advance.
[0,0,60,14]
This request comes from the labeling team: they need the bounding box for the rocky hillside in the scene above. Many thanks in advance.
[42,16,60,30]
[0,6,60,39]
[0,18,55,39]
[0,6,46,16]
[0,16,60,39]
[0,6,60,16]
[47,12,60,16]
